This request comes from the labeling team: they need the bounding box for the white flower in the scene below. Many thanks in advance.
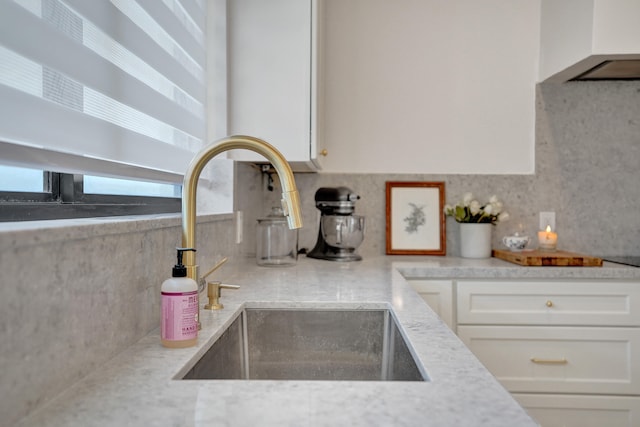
[469,200,481,215]
[444,192,507,224]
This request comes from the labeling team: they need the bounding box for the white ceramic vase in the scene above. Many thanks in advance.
[459,223,493,259]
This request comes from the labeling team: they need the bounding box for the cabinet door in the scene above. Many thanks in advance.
[457,325,640,395]
[407,280,454,331]
[227,0,322,170]
[513,393,640,427]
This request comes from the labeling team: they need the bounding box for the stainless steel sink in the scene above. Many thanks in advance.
[182,307,428,381]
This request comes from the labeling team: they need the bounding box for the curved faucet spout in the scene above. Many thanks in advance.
[181,135,303,281]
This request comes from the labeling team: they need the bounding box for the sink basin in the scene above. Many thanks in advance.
[182,307,428,381]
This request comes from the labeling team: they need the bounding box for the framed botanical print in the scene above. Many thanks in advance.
[385,181,446,255]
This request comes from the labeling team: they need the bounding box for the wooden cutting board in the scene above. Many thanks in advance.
[493,249,603,267]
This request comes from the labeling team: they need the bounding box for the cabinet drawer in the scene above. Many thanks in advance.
[457,280,640,326]
[513,393,640,427]
[457,325,640,395]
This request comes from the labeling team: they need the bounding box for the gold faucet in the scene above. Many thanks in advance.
[181,135,303,283]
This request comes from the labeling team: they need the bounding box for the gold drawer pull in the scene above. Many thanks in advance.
[530,357,568,365]
[545,300,553,307]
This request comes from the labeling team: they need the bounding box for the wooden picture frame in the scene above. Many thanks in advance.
[385,181,446,255]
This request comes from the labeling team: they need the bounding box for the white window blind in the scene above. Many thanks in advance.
[0,0,207,183]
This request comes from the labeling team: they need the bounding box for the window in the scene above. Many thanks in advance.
[83,176,180,198]
[0,165,44,193]
[0,165,182,221]
[0,0,231,222]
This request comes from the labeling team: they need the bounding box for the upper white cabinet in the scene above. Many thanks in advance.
[539,0,640,82]
[319,0,538,175]
[226,0,324,171]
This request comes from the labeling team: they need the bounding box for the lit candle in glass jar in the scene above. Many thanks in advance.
[538,225,558,251]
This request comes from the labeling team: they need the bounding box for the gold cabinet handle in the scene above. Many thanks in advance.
[319,148,328,156]
[530,357,568,365]
[545,300,553,307]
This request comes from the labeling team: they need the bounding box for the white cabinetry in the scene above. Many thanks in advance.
[227,0,323,171]
[515,394,640,427]
[456,280,640,427]
[407,280,454,331]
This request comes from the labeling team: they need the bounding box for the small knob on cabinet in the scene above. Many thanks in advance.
[545,300,553,308]
[319,149,328,156]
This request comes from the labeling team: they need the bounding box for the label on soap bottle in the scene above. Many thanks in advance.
[161,290,198,341]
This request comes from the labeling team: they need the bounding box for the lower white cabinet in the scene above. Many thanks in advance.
[457,325,640,395]
[457,280,640,326]
[513,394,640,427]
[407,280,454,331]
[411,278,640,427]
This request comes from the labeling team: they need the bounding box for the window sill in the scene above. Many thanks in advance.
[0,212,234,249]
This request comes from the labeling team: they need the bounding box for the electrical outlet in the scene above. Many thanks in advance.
[235,210,243,244]
[539,211,556,231]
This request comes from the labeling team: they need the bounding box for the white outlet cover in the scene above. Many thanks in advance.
[539,212,555,231]
[235,210,243,244]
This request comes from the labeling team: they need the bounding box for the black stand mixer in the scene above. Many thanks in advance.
[307,187,365,262]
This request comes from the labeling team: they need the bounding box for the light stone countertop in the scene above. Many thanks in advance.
[392,256,640,280]
[16,255,640,427]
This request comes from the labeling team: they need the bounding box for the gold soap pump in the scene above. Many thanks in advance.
[199,257,239,311]
[204,282,240,310]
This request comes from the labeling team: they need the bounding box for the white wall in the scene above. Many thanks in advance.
[197,0,233,215]
[321,0,540,175]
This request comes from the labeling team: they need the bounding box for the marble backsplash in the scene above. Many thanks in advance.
[239,81,640,260]
[0,214,237,426]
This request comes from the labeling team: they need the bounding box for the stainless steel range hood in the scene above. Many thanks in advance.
[572,59,640,81]
[540,1,640,83]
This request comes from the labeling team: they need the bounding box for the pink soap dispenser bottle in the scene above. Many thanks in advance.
[161,248,198,348]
